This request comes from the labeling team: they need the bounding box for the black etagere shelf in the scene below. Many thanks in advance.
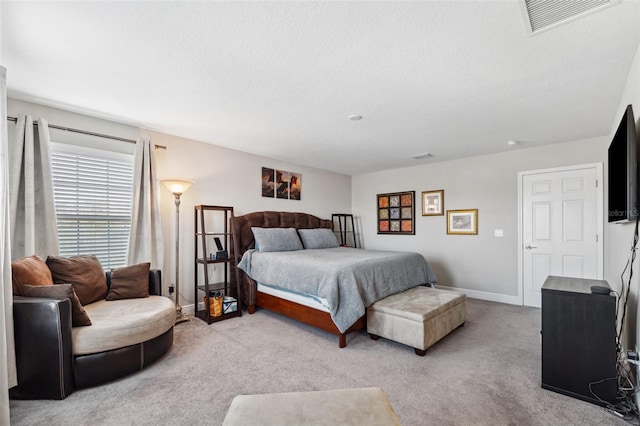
[332,213,358,248]
[194,205,242,324]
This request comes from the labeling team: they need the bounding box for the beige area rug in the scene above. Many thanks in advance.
[10,299,627,425]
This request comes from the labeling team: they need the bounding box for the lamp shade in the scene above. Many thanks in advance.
[161,179,193,195]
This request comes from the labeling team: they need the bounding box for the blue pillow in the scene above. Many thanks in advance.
[251,227,303,252]
[298,228,340,249]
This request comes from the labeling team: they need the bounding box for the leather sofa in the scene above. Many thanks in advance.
[10,269,175,400]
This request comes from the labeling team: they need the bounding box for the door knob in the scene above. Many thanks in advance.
[525,245,538,250]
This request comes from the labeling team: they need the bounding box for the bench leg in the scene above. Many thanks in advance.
[414,348,427,356]
[369,333,380,340]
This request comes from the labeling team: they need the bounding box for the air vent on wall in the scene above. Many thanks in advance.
[522,0,616,35]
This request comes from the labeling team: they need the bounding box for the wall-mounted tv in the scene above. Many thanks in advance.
[608,104,639,223]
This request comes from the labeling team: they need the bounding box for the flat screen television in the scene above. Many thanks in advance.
[608,104,639,223]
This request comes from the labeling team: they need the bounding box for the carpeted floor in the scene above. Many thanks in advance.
[10,299,627,425]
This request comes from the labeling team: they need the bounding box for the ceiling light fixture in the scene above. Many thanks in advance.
[349,115,362,121]
[507,140,519,147]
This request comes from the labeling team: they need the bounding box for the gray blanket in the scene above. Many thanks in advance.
[238,247,437,333]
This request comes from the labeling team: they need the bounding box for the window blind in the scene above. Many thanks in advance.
[50,143,134,269]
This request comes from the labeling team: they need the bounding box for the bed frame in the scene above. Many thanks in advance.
[232,211,366,348]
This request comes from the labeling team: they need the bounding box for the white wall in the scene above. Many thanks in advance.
[608,43,640,349]
[352,138,607,304]
[149,130,351,309]
[7,99,352,310]
[8,99,144,143]
[353,42,640,348]
[8,40,640,340]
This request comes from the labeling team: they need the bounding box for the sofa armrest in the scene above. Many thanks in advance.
[10,296,75,399]
[149,269,162,296]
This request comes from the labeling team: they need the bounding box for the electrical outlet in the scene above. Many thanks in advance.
[169,285,175,294]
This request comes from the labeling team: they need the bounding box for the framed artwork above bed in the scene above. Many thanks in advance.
[377,191,415,235]
[262,167,301,200]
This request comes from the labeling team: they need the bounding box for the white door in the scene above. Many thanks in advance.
[520,164,603,308]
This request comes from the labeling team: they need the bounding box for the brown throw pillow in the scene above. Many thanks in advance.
[21,283,92,327]
[106,262,150,301]
[11,255,54,295]
[46,255,107,305]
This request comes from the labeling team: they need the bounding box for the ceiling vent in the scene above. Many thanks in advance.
[521,0,617,35]
[410,152,433,160]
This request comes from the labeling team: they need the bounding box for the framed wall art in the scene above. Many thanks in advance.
[422,190,444,216]
[377,191,415,235]
[261,167,275,198]
[446,209,478,235]
[262,167,301,200]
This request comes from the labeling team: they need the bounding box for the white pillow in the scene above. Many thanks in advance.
[251,227,303,252]
[298,228,340,249]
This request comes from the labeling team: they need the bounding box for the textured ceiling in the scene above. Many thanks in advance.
[2,1,640,175]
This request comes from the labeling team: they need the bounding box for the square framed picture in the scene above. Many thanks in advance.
[446,209,478,235]
[377,191,415,235]
[422,190,444,216]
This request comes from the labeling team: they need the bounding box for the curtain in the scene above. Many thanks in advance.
[0,66,16,425]
[9,114,59,259]
[127,138,164,269]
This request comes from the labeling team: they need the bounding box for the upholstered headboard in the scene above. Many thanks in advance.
[234,211,333,257]
[231,211,333,308]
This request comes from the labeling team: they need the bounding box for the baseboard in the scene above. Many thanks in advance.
[183,303,197,315]
[435,285,521,306]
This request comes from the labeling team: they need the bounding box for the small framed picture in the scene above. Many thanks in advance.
[446,209,478,235]
[422,190,444,216]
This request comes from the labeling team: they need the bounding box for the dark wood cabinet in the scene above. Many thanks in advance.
[541,276,617,406]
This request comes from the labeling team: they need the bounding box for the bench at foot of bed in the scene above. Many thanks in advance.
[367,286,467,355]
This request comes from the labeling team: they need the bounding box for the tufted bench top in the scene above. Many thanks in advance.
[223,387,400,426]
[368,286,466,322]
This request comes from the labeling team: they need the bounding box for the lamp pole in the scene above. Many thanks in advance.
[161,179,193,325]
[172,191,189,324]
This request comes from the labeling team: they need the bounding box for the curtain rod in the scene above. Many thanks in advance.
[6,116,167,150]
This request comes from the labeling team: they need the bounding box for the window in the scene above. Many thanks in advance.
[50,143,134,269]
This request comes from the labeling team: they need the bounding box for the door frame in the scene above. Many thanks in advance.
[517,162,604,306]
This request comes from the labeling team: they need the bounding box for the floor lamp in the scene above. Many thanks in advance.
[162,179,193,324]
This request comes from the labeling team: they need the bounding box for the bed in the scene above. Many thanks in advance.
[232,211,436,347]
